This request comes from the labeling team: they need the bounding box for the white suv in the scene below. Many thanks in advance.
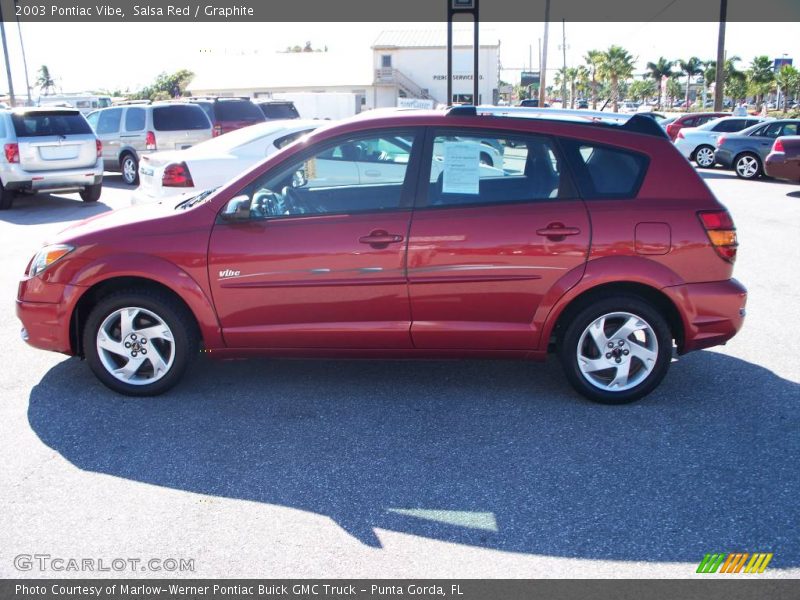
[0,108,103,209]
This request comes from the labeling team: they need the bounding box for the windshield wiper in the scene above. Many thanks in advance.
[176,187,219,210]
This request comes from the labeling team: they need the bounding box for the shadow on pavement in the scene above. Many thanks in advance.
[28,351,799,565]
[0,192,111,225]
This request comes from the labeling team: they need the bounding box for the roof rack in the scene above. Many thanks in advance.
[447,105,668,138]
[184,95,252,102]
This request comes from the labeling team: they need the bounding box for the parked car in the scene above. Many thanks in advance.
[517,99,549,108]
[87,103,213,185]
[0,107,103,209]
[764,136,800,182]
[183,97,265,137]
[16,107,746,404]
[576,99,589,109]
[674,116,767,167]
[664,112,730,141]
[131,119,320,205]
[714,119,800,179]
[255,100,300,120]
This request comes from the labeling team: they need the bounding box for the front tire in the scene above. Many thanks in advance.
[558,296,673,404]
[693,145,716,168]
[83,290,198,396]
[734,152,762,179]
[80,184,102,202]
[120,153,139,185]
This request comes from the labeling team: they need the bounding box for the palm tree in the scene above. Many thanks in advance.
[584,49,604,109]
[36,65,56,96]
[629,79,656,104]
[678,57,703,111]
[747,56,776,112]
[666,76,683,108]
[646,57,674,109]
[575,65,590,104]
[703,56,745,106]
[775,64,800,113]
[598,45,636,113]
[565,67,579,108]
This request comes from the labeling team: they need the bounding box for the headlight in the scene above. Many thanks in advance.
[29,244,75,277]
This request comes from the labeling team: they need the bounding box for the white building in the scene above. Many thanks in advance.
[188,29,501,115]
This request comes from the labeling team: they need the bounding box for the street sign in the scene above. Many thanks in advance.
[521,71,540,87]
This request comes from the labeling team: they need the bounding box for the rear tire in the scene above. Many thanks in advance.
[83,289,198,396]
[734,152,762,179]
[693,145,716,168]
[120,153,139,185]
[0,185,13,210]
[80,184,102,203]
[558,296,673,404]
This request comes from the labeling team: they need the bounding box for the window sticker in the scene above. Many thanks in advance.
[442,141,480,195]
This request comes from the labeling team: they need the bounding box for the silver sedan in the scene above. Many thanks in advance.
[673,116,767,167]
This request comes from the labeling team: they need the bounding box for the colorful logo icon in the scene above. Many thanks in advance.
[697,553,773,574]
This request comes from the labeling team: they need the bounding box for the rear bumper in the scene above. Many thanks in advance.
[1,160,103,192]
[663,279,747,353]
[714,148,735,168]
[765,153,800,182]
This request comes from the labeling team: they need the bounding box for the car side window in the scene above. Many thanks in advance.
[240,132,417,219]
[426,133,566,207]
[683,117,697,127]
[750,125,768,137]
[273,129,312,149]
[713,119,744,132]
[780,123,798,137]
[125,107,146,132]
[562,139,647,199]
[96,108,122,134]
[85,111,99,130]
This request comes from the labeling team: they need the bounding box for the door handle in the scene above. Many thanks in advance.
[363,169,381,177]
[536,223,581,240]
[359,230,404,247]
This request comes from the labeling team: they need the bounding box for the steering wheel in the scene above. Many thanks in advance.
[281,185,311,214]
[251,189,283,218]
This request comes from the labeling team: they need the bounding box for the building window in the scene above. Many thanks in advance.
[381,55,392,68]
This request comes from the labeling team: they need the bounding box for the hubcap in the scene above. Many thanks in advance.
[576,311,659,392]
[96,307,175,385]
[696,147,714,167]
[736,156,758,178]
[123,158,136,183]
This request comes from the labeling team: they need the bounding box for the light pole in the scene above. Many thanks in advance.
[14,0,31,105]
[538,0,550,108]
[0,1,16,106]
[713,0,727,112]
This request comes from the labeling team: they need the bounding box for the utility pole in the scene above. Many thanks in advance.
[714,0,727,111]
[538,0,550,107]
[14,1,32,105]
[0,2,16,107]
[561,19,567,108]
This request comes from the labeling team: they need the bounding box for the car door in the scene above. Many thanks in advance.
[407,129,590,350]
[757,122,799,159]
[207,129,423,349]
[121,107,146,157]
[94,107,122,169]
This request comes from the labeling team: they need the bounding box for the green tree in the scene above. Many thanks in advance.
[132,69,195,101]
[584,49,604,109]
[575,65,591,102]
[598,45,636,112]
[775,64,800,112]
[666,76,682,108]
[629,79,656,103]
[36,65,56,96]
[747,55,775,111]
[646,57,674,109]
[678,57,703,111]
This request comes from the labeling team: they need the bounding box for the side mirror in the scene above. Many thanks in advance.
[220,194,252,221]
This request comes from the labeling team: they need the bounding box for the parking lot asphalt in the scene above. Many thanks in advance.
[1,171,798,578]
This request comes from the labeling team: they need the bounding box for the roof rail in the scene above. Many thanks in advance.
[446,105,668,138]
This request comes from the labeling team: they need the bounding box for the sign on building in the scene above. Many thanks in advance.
[521,71,540,87]
[398,97,436,110]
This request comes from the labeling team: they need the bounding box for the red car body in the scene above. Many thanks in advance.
[765,135,800,182]
[665,112,730,141]
[16,109,747,402]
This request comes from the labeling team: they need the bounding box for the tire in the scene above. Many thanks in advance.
[0,185,13,210]
[83,289,199,396]
[558,296,673,404]
[80,184,102,203]
[693,145,716,168]
[734,152,762,179]
[120,153,139,185]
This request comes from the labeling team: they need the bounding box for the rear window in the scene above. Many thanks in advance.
[11,111,93,137]
[215,100,264,122]
[152,105,210,131]
[259,103,300,119]
[563,140,648,198]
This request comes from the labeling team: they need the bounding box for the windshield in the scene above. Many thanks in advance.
[259,103,300,119]
[215,100,264,122]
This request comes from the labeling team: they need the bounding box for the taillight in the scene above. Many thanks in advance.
[698,210,737,263]
[95,139,102,158]
[145,131,157,150]
[162,162,194,187]
[773,138,785,152]
[4,143,19,163]
[212,124,223,137]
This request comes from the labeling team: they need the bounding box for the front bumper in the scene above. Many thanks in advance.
[16,278,83,354]
[664,278,747,354]
[714,148,735,168]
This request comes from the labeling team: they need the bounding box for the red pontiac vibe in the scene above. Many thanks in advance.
[16,107,746,403]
